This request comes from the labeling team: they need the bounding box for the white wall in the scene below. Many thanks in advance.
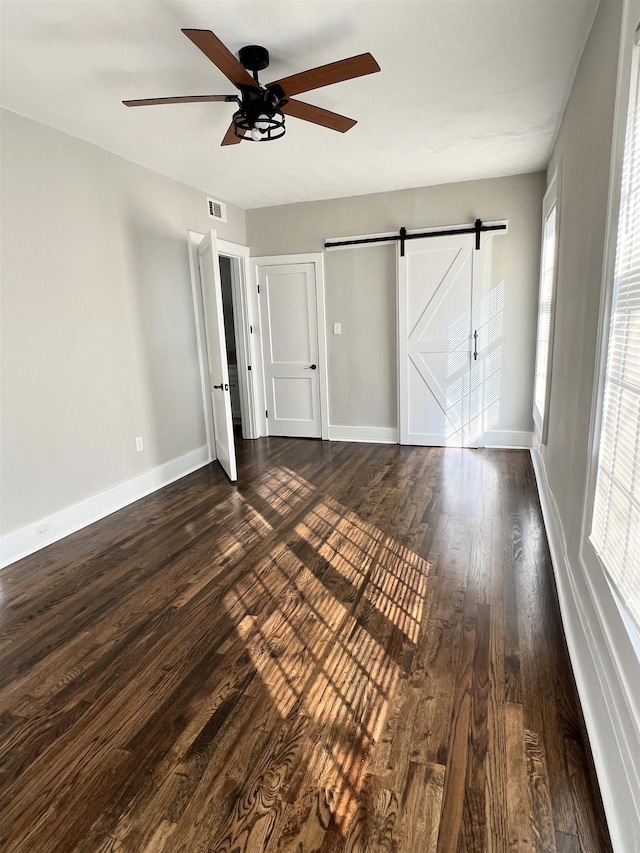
[247,173,545,440]
[0,109,245,545]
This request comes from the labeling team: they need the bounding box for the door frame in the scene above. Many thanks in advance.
[249,253,329,440]
[188,231,257,463]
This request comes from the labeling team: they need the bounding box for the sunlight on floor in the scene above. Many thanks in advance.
[221,470,434,836]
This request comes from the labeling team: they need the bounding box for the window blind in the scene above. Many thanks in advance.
[534,202,557,422]
[591,47,640,630]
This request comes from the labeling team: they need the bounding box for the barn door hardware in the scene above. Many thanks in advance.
[325,219,507,254]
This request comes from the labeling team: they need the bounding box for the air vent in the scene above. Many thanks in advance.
[207,197,227,223]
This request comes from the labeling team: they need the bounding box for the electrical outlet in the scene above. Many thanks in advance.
[333,322,342,335]
[135,436,144,452]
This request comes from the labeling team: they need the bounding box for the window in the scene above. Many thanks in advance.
[591,34,640,632]
[533,173,559,443]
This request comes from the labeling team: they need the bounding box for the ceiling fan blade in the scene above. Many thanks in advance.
[182,29,259,90]
[281,98,356,133]
[123,95,234,107]
[269,53,379,97]
[221,121,242,146]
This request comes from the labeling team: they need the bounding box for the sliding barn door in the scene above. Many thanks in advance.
[398,233,483,447]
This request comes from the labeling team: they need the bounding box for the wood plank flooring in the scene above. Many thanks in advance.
[0,439,612,852]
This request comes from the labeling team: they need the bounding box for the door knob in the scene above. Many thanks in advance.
[212,383,223,390]
[305,364,317,370]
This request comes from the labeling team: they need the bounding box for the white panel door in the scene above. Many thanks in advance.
[257,263,321,438]
[398,233,481,447]
[198,230,237,480]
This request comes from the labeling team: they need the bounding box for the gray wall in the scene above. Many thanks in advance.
[533,2,640,843]
[543,1,621,555]
[247,173,545,433]
[0,109,245,535]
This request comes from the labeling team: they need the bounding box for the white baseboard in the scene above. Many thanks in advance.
[483,429,532,448]
[0,445,211,569]
[324,426,531,448]
[530,447,640,853]
[327,425,398,444]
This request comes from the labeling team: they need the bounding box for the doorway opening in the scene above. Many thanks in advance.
[188,231,257,480]
[219,254,245,433]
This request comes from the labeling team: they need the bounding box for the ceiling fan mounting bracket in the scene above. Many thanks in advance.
[239,45,270,75]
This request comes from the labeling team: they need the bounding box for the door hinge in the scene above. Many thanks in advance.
[257,285,260,293]
[250,325,253,334]
[248,365,252,371]
[265,409,268,419]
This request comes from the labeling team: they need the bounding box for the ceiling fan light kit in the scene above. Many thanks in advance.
[123,28,380,146]
[233,109,285,142]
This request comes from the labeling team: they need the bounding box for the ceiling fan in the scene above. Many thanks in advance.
[123,29,380,145]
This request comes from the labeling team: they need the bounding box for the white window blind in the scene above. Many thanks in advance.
[534,200,557,430]
[591,42,640,630]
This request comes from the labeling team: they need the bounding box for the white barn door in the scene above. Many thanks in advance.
[398,233,484,447]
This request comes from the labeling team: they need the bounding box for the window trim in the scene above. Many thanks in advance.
[533,169,561,445]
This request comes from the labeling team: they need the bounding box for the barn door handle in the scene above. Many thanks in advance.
[473,331,478,361]
[305,364,317,370]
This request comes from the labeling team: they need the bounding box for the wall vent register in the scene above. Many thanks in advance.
[207,197,227,223]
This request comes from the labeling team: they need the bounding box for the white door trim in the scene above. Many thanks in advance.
[249,253,329,440]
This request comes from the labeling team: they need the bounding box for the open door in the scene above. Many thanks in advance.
[198,230,237,481]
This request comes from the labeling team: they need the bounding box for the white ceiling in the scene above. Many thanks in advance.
[1,0,598,210]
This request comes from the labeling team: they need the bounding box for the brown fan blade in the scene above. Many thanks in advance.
[281,98,356,133]
[123,95,233,107]
[182,29,259,90]
[269,52,379,97]
[221,121,242,146]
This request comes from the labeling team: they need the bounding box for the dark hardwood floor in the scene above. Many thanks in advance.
[0,438,612,852]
